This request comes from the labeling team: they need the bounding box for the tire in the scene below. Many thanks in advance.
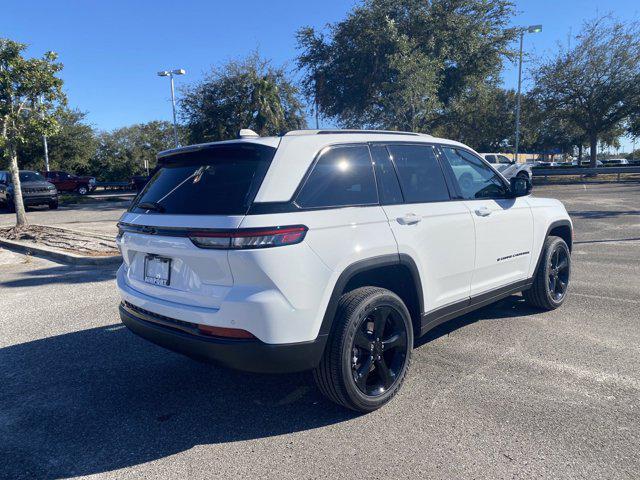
[6,198,15,213]
[77,185,89,195]
[523,236,571,310]
[313,287,413,412]
[48,200,59,210]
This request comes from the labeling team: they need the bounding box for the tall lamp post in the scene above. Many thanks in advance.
[38,96,50,172]
[157,69,186,148]
[514,24,542,163]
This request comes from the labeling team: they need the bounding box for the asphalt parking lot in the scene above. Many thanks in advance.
[1,182,639,479]
[0,197,129,236]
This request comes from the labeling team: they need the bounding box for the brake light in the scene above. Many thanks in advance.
[189,225,308,249]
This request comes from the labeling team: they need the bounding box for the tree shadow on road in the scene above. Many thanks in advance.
[0,263,118,288]
[569,209,640,219]
[0,200,129,216]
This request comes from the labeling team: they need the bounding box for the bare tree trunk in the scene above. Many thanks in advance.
[8,144,28,227]
[589,133,598,168]
[578,144,583,162]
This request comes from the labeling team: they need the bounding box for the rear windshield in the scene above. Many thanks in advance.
[130,144,275,215]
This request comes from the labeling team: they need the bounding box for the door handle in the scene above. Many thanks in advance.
[398,213,421,225]
[475,207,492,217]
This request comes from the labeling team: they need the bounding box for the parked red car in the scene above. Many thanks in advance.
[41,171,96,195]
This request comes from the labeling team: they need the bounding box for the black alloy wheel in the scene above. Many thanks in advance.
[313,287,413,412]
[523,235,571,310]
[548,244,570,302]
[351,305,409,396]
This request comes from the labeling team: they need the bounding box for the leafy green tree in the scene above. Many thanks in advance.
[90,121,179,181]
[532,16,640,167]
[0,39,65,225]
[434,83,515,151]
[14,109,97,173]
[628,113,640,140]
[180,53,306,143]
[296,0,516,130]
[626,148,640,160]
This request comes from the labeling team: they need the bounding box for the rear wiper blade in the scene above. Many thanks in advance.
[137,201,165,213]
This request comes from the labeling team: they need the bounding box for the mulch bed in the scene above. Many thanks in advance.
[0,225,119,257]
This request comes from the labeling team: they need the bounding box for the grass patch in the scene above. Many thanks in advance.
[58,194,95,205]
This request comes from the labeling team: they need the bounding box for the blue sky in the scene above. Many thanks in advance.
[2,0,639,149]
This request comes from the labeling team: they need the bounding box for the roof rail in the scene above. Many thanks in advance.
[284,129,427,137]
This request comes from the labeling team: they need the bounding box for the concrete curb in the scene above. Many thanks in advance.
[0,237,122,266]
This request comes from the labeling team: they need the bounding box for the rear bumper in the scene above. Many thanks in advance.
[119,302,327,374]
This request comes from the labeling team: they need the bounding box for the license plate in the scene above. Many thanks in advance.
[144,255,171,286]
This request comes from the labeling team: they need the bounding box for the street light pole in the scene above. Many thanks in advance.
[39,96,50,171]
[158,69,186,148]
[42,133,50,172]
[514,30,524,164]
[514,25,542,164]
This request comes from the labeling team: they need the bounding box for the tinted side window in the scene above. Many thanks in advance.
[296,145,378,208]
[497,155,512,164]
[441,147,508,200]
[485,155,497,164]
[386,145,449,203]
[370,145,403,205]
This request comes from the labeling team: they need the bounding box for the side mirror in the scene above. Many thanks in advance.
[510,176,531,197]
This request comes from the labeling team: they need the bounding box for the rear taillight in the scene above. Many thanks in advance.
[189,225,308,250]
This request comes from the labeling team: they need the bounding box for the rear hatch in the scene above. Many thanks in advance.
[118,142,276,309]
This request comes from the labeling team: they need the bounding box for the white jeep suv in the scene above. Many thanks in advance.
[116,130,572,412]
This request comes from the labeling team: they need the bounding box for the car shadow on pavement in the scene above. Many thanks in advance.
[416,295,541,347]
[0,324,357,479]
[1,291,542,479]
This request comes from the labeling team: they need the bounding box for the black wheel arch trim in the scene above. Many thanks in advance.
[531,219,573,280]
[317,253,424,338]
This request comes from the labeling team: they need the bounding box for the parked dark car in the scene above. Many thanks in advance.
[41,170,96,195]
[0,170,58,211]
[130,175,150,192]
